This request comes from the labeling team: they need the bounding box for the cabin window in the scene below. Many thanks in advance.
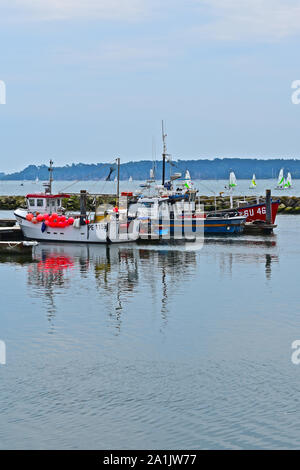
[28,199,35,207]
[37,199,44,207]
[57,199,61,206]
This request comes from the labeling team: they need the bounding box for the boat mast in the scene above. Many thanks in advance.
[116,157,120,205]
[44,159,54,194]
[162,120,167,186]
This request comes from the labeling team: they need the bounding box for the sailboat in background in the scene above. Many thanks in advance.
[249,174,257,189]
[129,176,133,182]
[276,168,284,189]
[228,171,237,189]
[285,172,292,189]
[184,170,193,189]
[140,168,156,189]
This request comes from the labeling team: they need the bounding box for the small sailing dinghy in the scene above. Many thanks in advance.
[276,168,285,190]
[184,170,193,189]
[229,171,237,188]
[285,172,292,189]
[249,174,256,189]
[224,171,237,191]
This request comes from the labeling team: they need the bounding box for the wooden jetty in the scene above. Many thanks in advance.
[0,223,23,241]
[0,241,38,254]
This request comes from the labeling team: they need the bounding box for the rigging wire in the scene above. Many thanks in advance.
[58,159,117,194]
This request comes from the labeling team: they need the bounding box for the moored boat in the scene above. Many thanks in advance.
[14,160,140,244]
[236,200,279,224]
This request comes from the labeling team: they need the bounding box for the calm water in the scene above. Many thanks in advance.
[0,179,299,197]
[0,215,300,449]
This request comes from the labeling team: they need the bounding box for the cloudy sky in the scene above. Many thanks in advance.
[1,0,300,171]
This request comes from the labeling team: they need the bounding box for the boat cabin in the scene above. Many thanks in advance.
[26,194,70,214]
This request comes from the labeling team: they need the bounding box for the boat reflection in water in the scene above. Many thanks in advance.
[28,243,199,331]
[23,237,279,332]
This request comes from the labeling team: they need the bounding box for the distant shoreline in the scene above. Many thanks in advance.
[1,158,300,181]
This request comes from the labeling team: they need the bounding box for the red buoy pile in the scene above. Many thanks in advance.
[26,212,75,228]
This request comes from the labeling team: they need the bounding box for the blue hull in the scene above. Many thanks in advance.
[204,218,245,234]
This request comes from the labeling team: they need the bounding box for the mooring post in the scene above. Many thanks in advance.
[266,189,272,225]
[170,209,174,239]
[80,190,87,225]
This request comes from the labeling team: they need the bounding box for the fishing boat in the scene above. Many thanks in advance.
[236,200,279,224]
[135,195,245,239]
[249,174,256,189]
[135,121,246,236]
[14,160,140,244]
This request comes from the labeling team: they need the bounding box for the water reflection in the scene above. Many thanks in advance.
[26,244,198,332]
[205,236,278,280]
[0,236,279,332]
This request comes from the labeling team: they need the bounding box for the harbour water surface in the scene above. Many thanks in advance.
[0,215,300,449]
[0,179,299,197]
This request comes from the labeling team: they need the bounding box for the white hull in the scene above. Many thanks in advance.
[14,209,139,244]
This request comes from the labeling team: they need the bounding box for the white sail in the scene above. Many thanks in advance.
[183,169,192,189]
[249,173,256,189]
[229,171,237,188]
[286,172,292,188]
[129,176,133,182]
[277,168,284,188]
[185,170,191,180]
[150,168,154,180]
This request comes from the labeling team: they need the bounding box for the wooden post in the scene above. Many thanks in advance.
[162,154,166,186]
[170,209,174,239]
[116,157,120,206]
[266,189,272,224]
[80,190,87,225]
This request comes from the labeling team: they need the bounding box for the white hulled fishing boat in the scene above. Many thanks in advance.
[14,160,140,244]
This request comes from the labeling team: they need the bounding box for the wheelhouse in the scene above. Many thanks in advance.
[26,194,70,213]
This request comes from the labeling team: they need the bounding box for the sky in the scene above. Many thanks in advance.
[1,0,300,172]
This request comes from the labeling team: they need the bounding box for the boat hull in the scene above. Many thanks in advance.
[139,215,245,237]
[204,217,245,234]
[14,209,139,244]
[236,201,279,224]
